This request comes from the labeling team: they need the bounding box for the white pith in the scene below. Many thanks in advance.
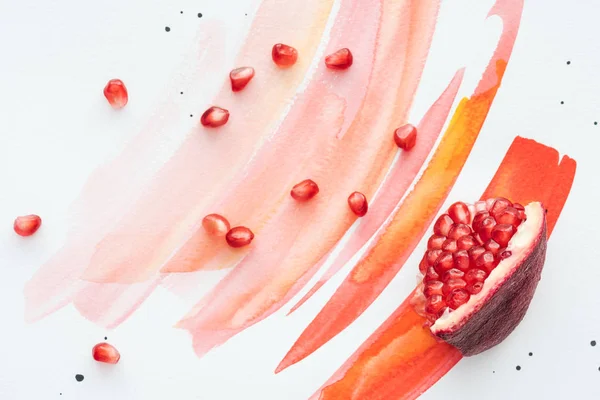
[430,202,544,334]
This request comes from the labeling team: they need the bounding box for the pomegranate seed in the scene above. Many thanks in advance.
[443,278,467,296]
[474,233,485,245]
[347,191,368,217]
[226,226,254,248]
[92,343,120,364]
[424,266,440,282]
[491,223,516,247]
[457,235,477,250]
[468,246,486,265]
[103,79,128,109]
[419,254,429,274]
[489,197,513,218]
[201,106,230,127]
[426,249,443,266]
[442,239,457,252]
[425,295,447,316]
[448,202,471,224]
[495,206,522,228]
[441,268,465,283]
[474,201,487,213]
[475,251,496,274]
[446,289,470,309]
[453,250,470,272]
[324,48,353,70]
[448,223,471,240]
[477,216,497,242]
[229,66,255,92]
[513,203,526,220]
[202,214,230,237]
[434,251,454,273]
[484,239,501,255]
[472,211,490,232]
[290,179,319,201]
[272,43,298,67]
[499,249,513,260]
[427,235,446,250]
[433,214,453,236]
[14,215,42,237]
[424,280,444,297]
[467,281,484,295]
[393,124,417,150]
[464,269,487,285]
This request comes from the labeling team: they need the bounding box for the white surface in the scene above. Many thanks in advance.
[0,0,598,399]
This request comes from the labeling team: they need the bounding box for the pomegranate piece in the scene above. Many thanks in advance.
[202,214,230,237]
[272,43,298,67]
[291,179,319,201]
[14,215,42,237]
[226,226,254,248]
[413,198,548,356]
[103,79,128,109]
[347,191,368,217]
[92,343,120,364]
[229,66,255,92]
[201,106,230,127]
[393,124,417,150]
[325,48,353,70]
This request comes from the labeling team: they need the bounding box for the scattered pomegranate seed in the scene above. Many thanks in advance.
[103,79,128,109]
[433,214,453,236]
[347,191,368,217]
[226,226,255,248]
[13,215,42,237]
[448,202,471,224]
[202,214,230,237]
[272,43,298,67]
[393,124,417,150]
[230,67,255,92]
[291,179,319,201]
[201,106,230,127]
[427,235,446,250]
[92,343,120,364]
[324,48,353,70]
[499,250,513,260]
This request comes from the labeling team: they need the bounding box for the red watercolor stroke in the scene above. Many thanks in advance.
[310,136,577,400]
[278,0,524,372]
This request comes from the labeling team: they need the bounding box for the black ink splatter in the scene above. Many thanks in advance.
[516,365,521,371]
[165,26,171,32]
[104,336,108,340]
[180,91,184,95]
[180,11,184,14]
[529,352,533,356]
[560,101,564,105]
[566,61,571,65]
[594,121,598,126]
[198,13,203,18]
[591,340,597,347]
[190,114,194,118]
[75,374,84,382]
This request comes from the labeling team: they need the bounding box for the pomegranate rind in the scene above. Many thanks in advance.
[430,202,547,356]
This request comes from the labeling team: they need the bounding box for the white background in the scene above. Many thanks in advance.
[0,0,598,399]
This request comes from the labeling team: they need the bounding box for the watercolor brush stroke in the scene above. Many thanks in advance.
[311,136,576,400]
[277,0,524,371]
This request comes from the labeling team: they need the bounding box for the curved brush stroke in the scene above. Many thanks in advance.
[177,0,442,357]
[25,0,335,324]
[311,136,576,400]
[288,67,465,315]
[277,0,524,372]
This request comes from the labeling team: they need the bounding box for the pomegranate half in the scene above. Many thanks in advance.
[412,198,547,356]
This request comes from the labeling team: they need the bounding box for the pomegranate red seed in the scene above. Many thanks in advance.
[467,282,484,295]
[201,106,230,127]
[443,278,467,296]
[202,214,230,237]
[499,250,513,260]
[426,249,443,266]
[425,295,447,316]
[457,235,477,250]
[477,216,497,242]
[424,280,444,297]
[229,66,255,92]
[448,202,471,224]
[474,233,485,245]
[347,191,368,217]
[448,223,472,240]
[103,79,128,109]
[474,201,487,213]
[441,268,465,283]
[434,251,454,273]
[472,211,490,232]
[513,203,526,220]
[489,197,513,218]
[419,254,429,274]
[13,215,42,237]
[272,43,298,67]
[468,246,486,265]
[324,48,353,70]
[453,250,470,272]
[433,214,453,236]
[475,251,496,274]
[92,343,120,364]
[495,206,522,228]
[464,268,487,285]
[424,266,440,282]
[491,223,516,247]
[393,124,417,150]
[442,239,457,252]
[226,226,254,248]
[484,239,501,255]
[291,179,319,201]
[446,289,470,309]
[427,235,446,250]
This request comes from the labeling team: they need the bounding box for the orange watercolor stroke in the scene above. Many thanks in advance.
[310,136,576,400]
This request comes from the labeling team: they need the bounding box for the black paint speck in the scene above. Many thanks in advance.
[591,340,597,347]
[245,13,248,16]
[560,101,564,105]
[180,11,184,14]
[190,114,194,118]
[529,352,533,356]
[567,61,571,65]
[75,374,84,382]
[198,13,203,18]
[104,336,108,340]
[594,121,598,126]
[180,91,184,95]
[492,370,495,374]
[516,365,521,371]
[60,394,62,396]
[165,26,171,32]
